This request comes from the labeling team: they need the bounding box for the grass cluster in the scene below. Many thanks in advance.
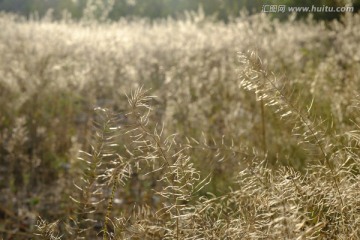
[0,11,360,239]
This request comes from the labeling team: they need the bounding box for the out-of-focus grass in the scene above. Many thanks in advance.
[0,12,360,239]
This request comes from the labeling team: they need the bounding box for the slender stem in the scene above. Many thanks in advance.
[103,175,118,240]
[135,115,181,238]
[260,99,267,155]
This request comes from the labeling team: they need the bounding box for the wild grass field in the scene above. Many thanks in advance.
[0,11,360,239]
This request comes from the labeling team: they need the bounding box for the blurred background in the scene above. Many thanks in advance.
[1,0,360,239]
[0,0,359,21]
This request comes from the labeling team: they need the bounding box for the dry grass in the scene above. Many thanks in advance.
[0,11,360,239]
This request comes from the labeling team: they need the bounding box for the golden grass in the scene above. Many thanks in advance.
[0,12,360,239]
